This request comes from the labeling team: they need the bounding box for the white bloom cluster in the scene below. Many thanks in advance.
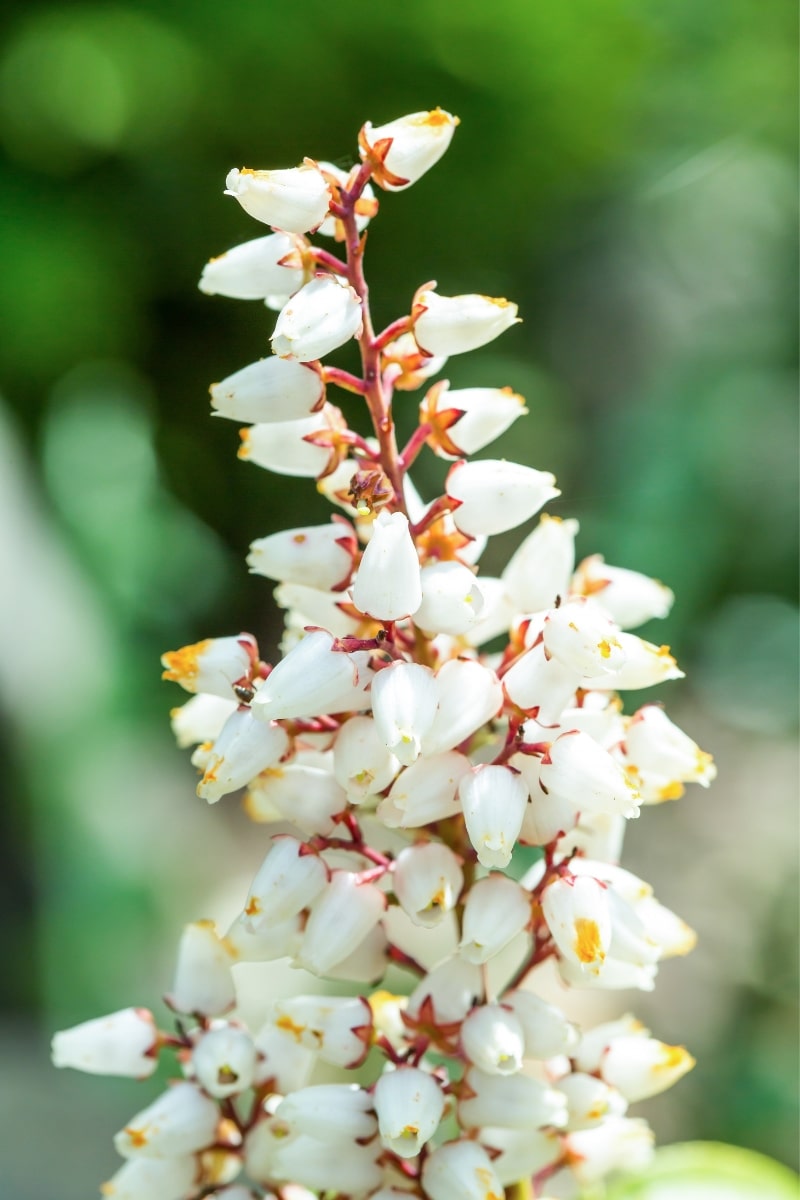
[53,109,712,1200]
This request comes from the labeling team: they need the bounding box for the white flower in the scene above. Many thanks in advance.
[459,1066,568,1131]
[225,910,302,962]
[459,764,528,869]
[422,658,503,756]
[166,921,236,1016]
[581,634,684,690]
[414,561,484,636]
[460,1004,526,1075]
[373,1066,445,1157]
[238,407,341,477]
[502,989,579,1059]
[422,1140,504,1200]
[191,1025,257,1098]
[371,661,438,765]
[359,108,459,190]
[413,289,519,356]
[333,714,400,802]
[272,1134,382,1195]
[502,641,581,724]
[541,874,612,972]
[113,1081,219,1159]
[197,708,289,802]
[392,841,464,927]
[161,633,256,699]
[248,518,356,591]
[272,275,362,362]
[316,161,376,236]
[51,1008,157,1078]
[275,1082,377,1142]
[271,995,372,1067]
[245,760,346,835]
[482,1127,561,1189]
[573,1013,650,1074]
[199,232,306,301]
[557,1071,628,1130]
[169,693,238,748]
[540,730,641,818]
[446,458,559,537]
[407,954,483,1023]
[295,872,386,975]
[352,509,422,620]
[378,750,470,827]
[573,554,674,629]
[543,598,626,676]
[242,836,328,928]
[563,1117,655,1185]
[502,513,580,615]
[210,357,324,423]
[624,704,716,787]
[250,629,373,721]
[252,1022,316,1094]
[424,384,527,456]
[100,1156,198,1200]
[459,874,531,964]
[225,163,330,233]
[600,1036,695,1102]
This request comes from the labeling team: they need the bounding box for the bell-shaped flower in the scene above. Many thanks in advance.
[333,715,400,803]
[199,232,306,301]
[541,874,612,973]
[539,730,641,818]
[422,383,527,458]
[352,509,422,621]
[502,989,579,1059]
[502,514,579,613]
[459,874,531,964]
[460,576,518,646]
[459,764,528,869]
[248,518,356,591]
[563,1117,654,1186]
[374,1066,445,1157]
[422,1140,504,1200]
[624,704,716,788]
[52,1008,158,1078]
[245,761,346,836]
[382,329,448,391]
[295,871,386,976]
[161,633,257,700]
[316,161,377,237]
[224,163,331,234]
[210,357,324,424]
[274,581,365,641]
[543,598,626,676]
[239,406,343,478]
[482,1127,562,1189]
[413,288,519,357]
[225,910,302,963]
[191,1025,258,1099]
[371,661,438,765]
[559,953,658,992]
[575,1013,650,1073]
[325,921,389,984]
[392,841,464,927]
[414,561,484,636]
[359,108,459,190]
[378,750,470,827]
[251,630,373,721]
[242,836,328,928]
[512,751,579,845]
[557,1071,628,1131]
[272,275,362,362]
[113,1081,219,1159]
[460,1004,526,1075]
[635,895,697,958]
[271,1134,382,1195]
[252,1021,316,1094]
[407,954,483,1024]
[170,693,238,748]
[446,459,559,537]
[573,554,674,629]
[459,1066,568,1131]
[167,921,236,1016]
[197,708,289,802]
[274,1082,377,1142]
[422,658,503,756]
[600,1035,695,1102]
[581,634,684,690]
[272,995,372,1068]
[101,1156,198,1200]
[502,641,581,724]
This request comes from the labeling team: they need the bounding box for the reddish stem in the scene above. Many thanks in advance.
[373,314,414,352]
[309,246,348,276]
[398,422,432,471]
[322,365,369,395]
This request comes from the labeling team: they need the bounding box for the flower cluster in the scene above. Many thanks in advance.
[53,109,714,1200]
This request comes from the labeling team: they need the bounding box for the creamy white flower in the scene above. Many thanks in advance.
[382,329,448,390]
[414,561,484,636]
[238,407,341,477]
[392,841,464,927]
[52,1008,157,1078]
[541,874,612,972]
[243,836,328,928]
[460,1004,525,1075]
[635,895,697,958]
[352,510,422,620]
[425,384,527,457]
[557,1071,628,1130]
[161,633,256,699]
[460,576,518,646]
[502,989,579,1059]
[513,753,580,846]
[191,1025,257,1098]
[360,108,458,190]
[251,630,373,721]
[167,921,236,1016]
[459,1066,568,1131]
[459,874,531,964]
[414,289,519,357]
[197,708,289,802]
[100,1156,198,1200]
[446,458,559,538]
[581,634,684,690]
[272,275,362,361]
[200,232,306,301]
[248,518,356,591]
[378,750,470,827]
[407,954,483,1023]
[624,704,716,787]
[600,1035,695,1102]
[325,921,389,984]
[211,357,324,423]
[422,658,503,756]
[422,1140,504,1200]
[332,714,400,802]
[225,163,330,233]
[575,1014,650,1073]
[316,161,376,236]
[225,909,302,962]
[272,995,372,1067]
[113,1081,219,1159]
[543,598,626,676]
[275,1082,377,1142]
[245,760,346,835]
[169,693,238,748]
[502,641,581,724]
[482,1127,561,1189]
[459,764,528,869]
[502,514,579,613]
[274,580,362,639]
[573,554,674,629]
[252,1022,316,1094]
[558,954,658,992]
[295,872,386,975]
[371,661,438,765]
[272,1133,382,1195]
[374,1066,445,1157]
[540,730,641,818]
[563,1117,655,1185]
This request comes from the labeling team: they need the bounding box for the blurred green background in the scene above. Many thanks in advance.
[0,1,797,1195]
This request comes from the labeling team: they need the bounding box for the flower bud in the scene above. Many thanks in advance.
[574,554,674,629]
[325,921,389,984]
[52,1008,158,1078]
[502,989,579,1059]
[459,1066,568,1131]
[502,514,579,613]
[352,509,422,620]
[393,841,464,927]
[225,910,302,962]
[170,693,238,748]
[245,760,346,835]
[359,108,458,191]
[238,405,343,478]
[482,1127,561,1189]
[446,459,559,537]
[422,658,503,756]
[161,633,257,700]
[272,995,372,1067]
[272,1134,382,1195]
[248,518,356,591]
[253,1022,316,1094]
[540,730,641,818]
[295,871,386,976]
[272,275,362,362]
[424,384,527,457]
[460,575,518,646]
[575,1014,650,1073]
[374,1066,445,1157]
[407,954,483,1023]
[414,561,484,636]
[113,1081,219,1159]
[243,836,328,928]
[379,750,470,827]
[543,599,626,676]
[371,661,438,765]
[197,709,289,802]
[191,1026,258,1098]
[512,752,579,845]
[557,1071,628,1130]
[563,1117,654,1185]
[167,921,236,1016]
[200,232,306,301]
[422,1140,504,1200]
[624,704,716,787]
[502,641,582,724]
[251,630,373,721]
[635,895,697,958]
[101,1156,198,1200]
[275,1082,377,1142]
[333,715,400,802]
[210,357,324,423]
[459,874,531,964]
[225,163,330,234]
[413,289,519,357]
[460,1004,526,1075]
[459,764,528,869]
[600,1036,695,1102]
[541,874,612,972]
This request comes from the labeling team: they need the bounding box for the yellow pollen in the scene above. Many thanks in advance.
[292,533,307,544]
[598,639,612,659]
[573,917,605,964]
[475,1167,504,1200]
[217,1064,238,1084]
[658,781,685,801]
[275,1015,307,1042]
[244,897,261,917]
[124,1127,148,1149]
[568,621,579,631]
[161,639,212,684]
